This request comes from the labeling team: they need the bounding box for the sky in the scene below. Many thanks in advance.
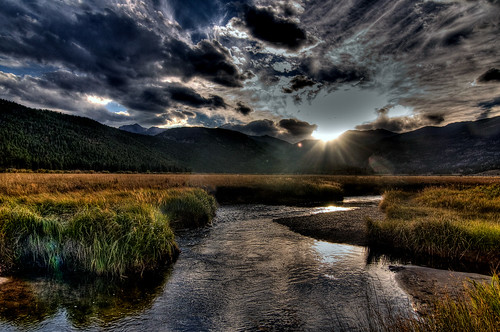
[0,0,499,142]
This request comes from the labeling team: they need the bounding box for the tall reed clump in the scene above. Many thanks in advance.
[416,274,500,332]
[367,185,500,267]
[158,188,217,229]
[0,188,217,276]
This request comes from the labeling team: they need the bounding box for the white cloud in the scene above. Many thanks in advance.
[86,95,111,105]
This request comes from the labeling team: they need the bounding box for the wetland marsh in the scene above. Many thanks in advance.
[0,173,498,331]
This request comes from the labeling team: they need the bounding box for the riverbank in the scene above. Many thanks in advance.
[390,265,492,314]
[368,186,500,269]
[274,205,384,246]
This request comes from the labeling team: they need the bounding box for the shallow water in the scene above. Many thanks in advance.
[0,199,414,331]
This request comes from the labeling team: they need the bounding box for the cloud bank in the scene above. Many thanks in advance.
[0,0,499,142]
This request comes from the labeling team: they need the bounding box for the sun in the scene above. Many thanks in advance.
[311,129,344,142]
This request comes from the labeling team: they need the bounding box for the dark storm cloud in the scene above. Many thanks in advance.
[442,27,473,47]
[41,71,103,94]
[166,0,225,35]
[299,0,500,123]
[240,5,307,50]
[355,106,446,133]
[120,84,227,113]
[0,0,248,132]
[167,85,227,109]
[164,39,244,87]
[299,58,368,85]
[222,117,317,142]
[478,68,500,83]
[0,2,243,100]
[166,0,248,42]
[182,110,196,117]
[223,119,279,136]
[169,109,197,120]
[0,8,164,83]
[424,114,445,125]
[235,102,253,115]
[477,96,500,119]
[2,0,500,134]
[278,118,317,136]
[0,72,133,125]
[282,75,316,93]
[0,73,81,113]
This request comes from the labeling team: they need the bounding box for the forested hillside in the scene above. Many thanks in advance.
[0,100,285,173]
[0,100,183,172]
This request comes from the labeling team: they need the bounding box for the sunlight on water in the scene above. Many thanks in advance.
[311,205,353,214]
[313,240,365,264]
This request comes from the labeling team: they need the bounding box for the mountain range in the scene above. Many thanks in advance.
[1,99,499,174]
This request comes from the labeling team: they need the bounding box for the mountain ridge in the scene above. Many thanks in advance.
[119,123,167,136]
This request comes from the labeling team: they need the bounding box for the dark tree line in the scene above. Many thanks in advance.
[0,99,187,172]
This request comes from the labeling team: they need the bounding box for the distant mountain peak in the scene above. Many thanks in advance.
[119,123,166,136]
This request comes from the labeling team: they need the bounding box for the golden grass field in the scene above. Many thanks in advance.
[1,172,498,196]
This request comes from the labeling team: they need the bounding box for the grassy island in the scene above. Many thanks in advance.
[0,188,216,276]
[367,184,500,269]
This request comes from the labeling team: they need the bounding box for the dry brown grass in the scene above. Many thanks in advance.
[1,173,498,196]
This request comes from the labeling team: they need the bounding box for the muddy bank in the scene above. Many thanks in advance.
[273,205,384,246]
[390,265,492,314]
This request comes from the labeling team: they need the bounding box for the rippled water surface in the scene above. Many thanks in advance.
[0,200,414,331]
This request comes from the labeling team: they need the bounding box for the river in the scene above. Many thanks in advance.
[0,199,414,331]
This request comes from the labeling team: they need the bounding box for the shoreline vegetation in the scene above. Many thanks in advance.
[0,173,499,330]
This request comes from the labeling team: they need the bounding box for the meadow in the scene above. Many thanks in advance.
[377,274,500,332]
[1,173,498,273]
[1,172,498,196]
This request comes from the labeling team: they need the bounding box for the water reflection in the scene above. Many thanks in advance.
[0,269,171,330]
[137,206,413,331]
[313,240,365,264]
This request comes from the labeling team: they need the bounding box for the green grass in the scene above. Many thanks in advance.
[367,185,500,268]
[0,188,217,276]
